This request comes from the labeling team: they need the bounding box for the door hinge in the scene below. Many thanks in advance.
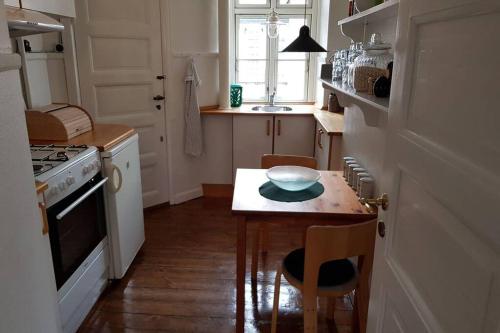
[160,136,164,142]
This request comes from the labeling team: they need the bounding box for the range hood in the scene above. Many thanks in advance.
[6,6,64,37]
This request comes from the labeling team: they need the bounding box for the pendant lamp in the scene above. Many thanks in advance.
[281,2,327,52]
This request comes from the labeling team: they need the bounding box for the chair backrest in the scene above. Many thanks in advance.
[261,154,317,169]
[302,220,377,293]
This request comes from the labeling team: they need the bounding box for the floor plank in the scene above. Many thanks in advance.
[78,198,353,332]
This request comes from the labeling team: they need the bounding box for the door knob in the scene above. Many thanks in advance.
[153,95,165,101]
[359,193,389,210]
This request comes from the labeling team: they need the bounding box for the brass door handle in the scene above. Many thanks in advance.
[266,120,271,136]
[359,193,389,210]
[277,119,281,136]
[39,202,49,235]
[317,128,324,149]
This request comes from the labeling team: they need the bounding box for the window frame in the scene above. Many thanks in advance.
[233,0,319,103]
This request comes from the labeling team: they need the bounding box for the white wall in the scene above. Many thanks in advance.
[316,0,351,107]
[333,1,396,195]
[164,0,233,204]
[0,3,62,332]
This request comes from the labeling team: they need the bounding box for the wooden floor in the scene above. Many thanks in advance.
[78,198,353,333]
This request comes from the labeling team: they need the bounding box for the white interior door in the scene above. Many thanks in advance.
[367,1,500,332]
[75,0,169,208]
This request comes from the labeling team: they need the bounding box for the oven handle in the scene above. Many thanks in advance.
[56,177,108,221]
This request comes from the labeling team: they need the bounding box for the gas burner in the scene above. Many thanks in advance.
[30,144,94,177]
[55,152,69,161]
[33,163,54,176]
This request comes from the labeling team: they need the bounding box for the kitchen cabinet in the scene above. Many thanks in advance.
[233,114,316,178]
[315,121,343,171]
[233,115,273,175]
[22,0,75,17]
[4,0,20,7]
[274,115,315,157]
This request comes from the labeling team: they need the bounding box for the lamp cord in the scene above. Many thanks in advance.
[303,1,306,26]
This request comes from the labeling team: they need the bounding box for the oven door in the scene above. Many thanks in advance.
[47,174,108,290]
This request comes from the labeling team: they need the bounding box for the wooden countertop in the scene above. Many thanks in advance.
[35,181,48,193]
[30,124,135,152]
[201,105,344,135]
[313,111,344,136]
[200,104,317,115]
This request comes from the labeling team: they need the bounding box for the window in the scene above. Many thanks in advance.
[234,0,317,103]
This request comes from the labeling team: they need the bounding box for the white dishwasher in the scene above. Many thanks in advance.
[101,134,145,279]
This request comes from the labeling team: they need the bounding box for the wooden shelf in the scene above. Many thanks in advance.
[339,0,399,42]
[321,79,388,126]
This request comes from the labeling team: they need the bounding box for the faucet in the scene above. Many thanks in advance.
[269,90,276,106]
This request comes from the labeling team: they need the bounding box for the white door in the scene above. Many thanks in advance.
[233,115,273,177]
[75,0,169,208]
[274,115,315,157]
[368,1,500,332]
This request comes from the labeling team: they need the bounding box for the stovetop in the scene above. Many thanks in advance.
[31,144,91,177]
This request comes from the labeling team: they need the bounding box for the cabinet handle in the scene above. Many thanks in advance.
[277,119,281,136]
[39,202,49,235]
[317,128,324,149]
[266,120,271,136]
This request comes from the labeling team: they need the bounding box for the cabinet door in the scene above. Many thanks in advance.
[273,115,315,157]
[22,0,75,17]
[4,0,20,7]
[314,122,331,170]
[233,115,273,177]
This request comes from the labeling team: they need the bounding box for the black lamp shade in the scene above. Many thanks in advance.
[281,25,327,52]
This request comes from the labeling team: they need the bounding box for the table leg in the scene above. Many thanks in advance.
[353,255,371,333]
[236,216,247,333]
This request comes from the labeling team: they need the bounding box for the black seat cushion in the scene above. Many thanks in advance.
[283,248,356,287]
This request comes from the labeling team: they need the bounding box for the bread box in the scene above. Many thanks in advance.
[26,104,94,141]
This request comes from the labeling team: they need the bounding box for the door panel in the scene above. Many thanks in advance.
[274,115,315,157]
[75,0,169,207]
[368,1,500,332]
[233,115,273,178]
[22,0,75,17]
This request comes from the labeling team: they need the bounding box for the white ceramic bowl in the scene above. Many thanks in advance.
[266,166,321,191]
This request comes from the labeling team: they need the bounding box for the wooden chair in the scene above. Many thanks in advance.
[251,154,318,281]
[271,220,377,333]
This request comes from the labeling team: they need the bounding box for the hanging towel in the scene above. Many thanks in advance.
[184,58,203,157]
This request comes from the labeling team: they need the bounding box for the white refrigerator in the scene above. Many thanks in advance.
[101,134,145,279]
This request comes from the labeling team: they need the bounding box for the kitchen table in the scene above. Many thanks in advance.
[232,169,377,333]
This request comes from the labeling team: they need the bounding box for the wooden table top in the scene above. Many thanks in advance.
[232,169,376,220]
[30,124,135,152]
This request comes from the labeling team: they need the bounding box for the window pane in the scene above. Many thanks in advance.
[237,0,269,6]
[278,0,311,6]
[237,60,267,101]
[278,16,309,60]
[276,60,307,101]
[238,17,267,59]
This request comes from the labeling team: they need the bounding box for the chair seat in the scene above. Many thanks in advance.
[282,248,358,292]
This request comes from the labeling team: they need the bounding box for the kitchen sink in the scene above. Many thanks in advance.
[251,105,293,112]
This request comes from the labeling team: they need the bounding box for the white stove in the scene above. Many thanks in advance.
[31,144,101,207]
[31,144,110,333]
